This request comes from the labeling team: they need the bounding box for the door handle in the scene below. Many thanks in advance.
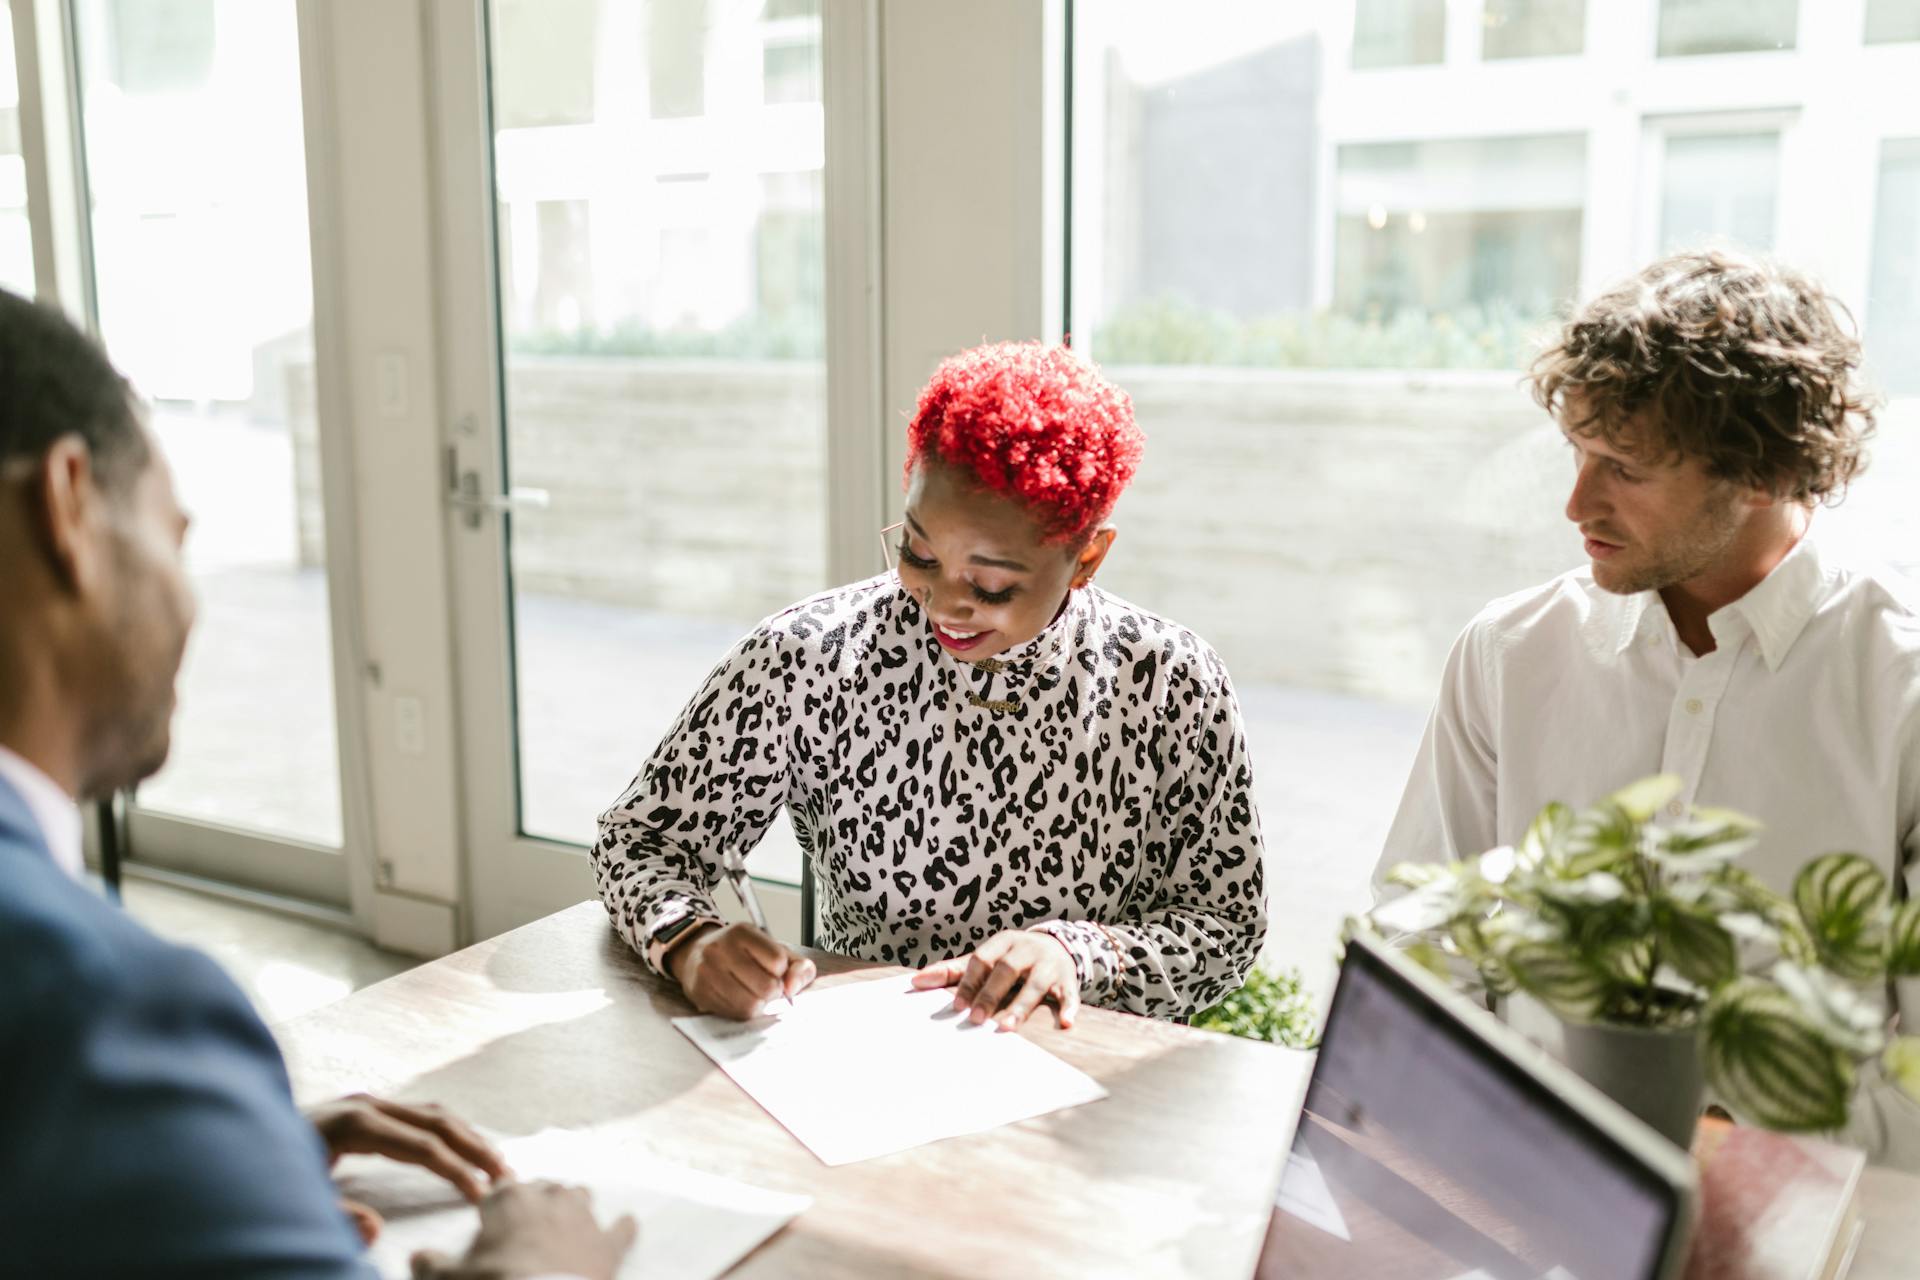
[448,462,550,529]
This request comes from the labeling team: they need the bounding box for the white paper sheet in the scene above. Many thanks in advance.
[1275,1145,1351,1242]
[334,1127,808,1280]
[673,974,1109,1165]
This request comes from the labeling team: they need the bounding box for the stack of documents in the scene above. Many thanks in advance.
[674,974,1109,1165]
[335,1127,809,1280]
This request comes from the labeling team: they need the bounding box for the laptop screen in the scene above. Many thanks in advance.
[1256,934,1690,1280]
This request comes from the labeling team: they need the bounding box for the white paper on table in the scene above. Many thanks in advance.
[334,1127,809,1280]
[674,974,1109,1165]
[1275,1145,1351,1242]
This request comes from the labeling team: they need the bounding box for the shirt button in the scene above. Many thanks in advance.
[1667,799,1685,818]
[1685,698,1703,715]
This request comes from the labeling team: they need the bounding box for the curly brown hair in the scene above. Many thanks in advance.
[1530,249,1875,503]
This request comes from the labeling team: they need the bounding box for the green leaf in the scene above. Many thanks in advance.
[1596,935,1655,987]
[1689,804,1763,832]
[1519,802,1573,871]
[1402,941,1453,981]
[1648,964,1709,1008]
[1648,814,1761,872]
[1478,845,1518,885]
[1884,1036,1920,1106]
[1887,900,1920,977]
[1369,879,1471,936]
[1704,979,1856,1132]
[1505,942,1612,1020]
[1657,905,1739,989]
[1715,911,1779,946]
[1562,802,1641,877]
[1385,861,1454,891]
[1709,866,1817,965]
[1535,871,1628,906]
[1769,961,1888,1058]
[1793,853,1890,981]
[1610,774,1684,823]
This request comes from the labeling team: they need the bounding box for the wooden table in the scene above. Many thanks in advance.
[1853,1166,1920,1278]
[276,902,1307,1279]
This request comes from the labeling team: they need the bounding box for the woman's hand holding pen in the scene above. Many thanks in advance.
[911,930,1081,1031]
[669,923,817,1020]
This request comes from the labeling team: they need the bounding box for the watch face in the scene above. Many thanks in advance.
[655,910,701,947]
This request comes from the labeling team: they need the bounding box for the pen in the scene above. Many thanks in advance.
[721,844,792,1011]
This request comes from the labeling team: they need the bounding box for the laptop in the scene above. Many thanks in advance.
[1255,928,1698,1280]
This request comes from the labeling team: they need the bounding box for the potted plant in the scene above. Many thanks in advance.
[1368,774,1920,1147]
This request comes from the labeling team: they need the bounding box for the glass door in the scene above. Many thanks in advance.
[0,0,34,294]
[67,0,351,906]
[439,0,866,941]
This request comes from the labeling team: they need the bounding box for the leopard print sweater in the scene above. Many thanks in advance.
[591,573,1268,1018]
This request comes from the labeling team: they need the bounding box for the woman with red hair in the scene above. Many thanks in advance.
[593,342,1267,1028]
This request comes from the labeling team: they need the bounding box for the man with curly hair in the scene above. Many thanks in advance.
[593,341,1268,1029]
[1379,249,1920,1163]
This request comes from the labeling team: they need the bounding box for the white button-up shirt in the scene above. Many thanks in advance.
[0,743,82,881]
[1380,529,1920,1165]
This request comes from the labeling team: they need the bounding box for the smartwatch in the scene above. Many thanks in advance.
[650,907,720,975]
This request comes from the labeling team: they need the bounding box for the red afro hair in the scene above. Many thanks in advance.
[905,341,1144,544]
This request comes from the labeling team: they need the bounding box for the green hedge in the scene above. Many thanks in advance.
[1193,966,1320,1048]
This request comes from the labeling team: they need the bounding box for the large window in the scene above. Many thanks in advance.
[1866,0,1920,44]
[487,0,825,882]
[74,0,342,849]
[1870,140,1920,396]
[1072,3,1920,985]
[0,0,33,295]
[1352,0,1446,69]
[1658,127,1782,253]
[1657,0,1798,56]
[1482,0,1586,60]
[1333,134,1585,343]
[646,0,706,119]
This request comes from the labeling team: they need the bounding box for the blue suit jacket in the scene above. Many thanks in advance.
[0,774,372,1277]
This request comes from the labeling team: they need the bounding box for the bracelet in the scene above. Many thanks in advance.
[1091,922,1129,979]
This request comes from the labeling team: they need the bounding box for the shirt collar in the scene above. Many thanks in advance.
[0,744,84,881]
[1605,582,1655,658]
[1604,525,1832,670]
[1721,528,1831,672]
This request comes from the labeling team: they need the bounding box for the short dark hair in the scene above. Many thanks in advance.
[1530,249,1874,503]
[0,287,147,491]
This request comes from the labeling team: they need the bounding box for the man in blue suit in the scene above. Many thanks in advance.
[0,288,635,1278]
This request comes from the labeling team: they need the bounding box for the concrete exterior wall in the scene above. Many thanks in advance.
[293,357,829,621]
[291,357,1916,706]
[493,359,829,619]
[1099,366,1578,704]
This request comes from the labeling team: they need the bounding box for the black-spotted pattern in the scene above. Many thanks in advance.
[591,573,1268,1019]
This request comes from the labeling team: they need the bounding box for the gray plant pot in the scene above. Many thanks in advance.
[1556,1017,1706,1151]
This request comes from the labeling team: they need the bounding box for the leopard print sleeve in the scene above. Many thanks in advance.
[591,575,1269,1020]
[590,620,792,975]
[1031,652,1268,1017]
